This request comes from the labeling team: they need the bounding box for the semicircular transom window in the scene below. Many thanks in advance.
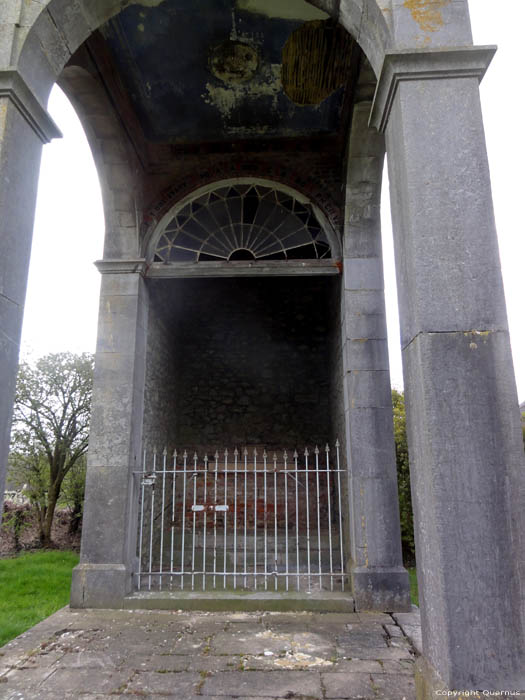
[153,184,333,263]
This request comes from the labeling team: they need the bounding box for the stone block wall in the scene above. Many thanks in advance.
[142,276,339,453]
[142,290,179,451]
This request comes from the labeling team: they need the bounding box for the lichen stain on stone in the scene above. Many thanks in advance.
[463,330,491,337]
[274,651,333,668]
[403,0,451,33]
[255,629,290,642]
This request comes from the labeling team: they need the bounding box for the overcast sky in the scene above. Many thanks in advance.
[21,0,525,403]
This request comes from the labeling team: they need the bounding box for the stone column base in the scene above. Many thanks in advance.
[70,563,131,609]
[415,656,525,698]
[350,565,411,612]
[415,657,447,700]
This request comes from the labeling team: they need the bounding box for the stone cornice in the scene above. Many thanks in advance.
[370,46,497,133]
[95,259,148,275]
[0,69,61,143]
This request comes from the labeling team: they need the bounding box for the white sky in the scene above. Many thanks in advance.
[21,0,525,403]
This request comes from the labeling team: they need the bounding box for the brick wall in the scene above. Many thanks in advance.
[141,148,345,246]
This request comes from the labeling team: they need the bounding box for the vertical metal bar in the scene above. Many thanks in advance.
[233,448,238,590]
[203,454,208,591]
[213,451,218,589]
[315,446,321,590]
[336,440,345,591]
[263,449,268,591]
[243,447,248,588]
[294,450,299,591]
[191,452,198,591]
[223,449,228,589]
[283,450,289,592]
[138,448,147,591]
[325,444,334,592]
[148,448,157,591]
[181,450,187,590]
[273,452,278,591]
[170,450,177,590]
[305,447,311,591]
[159,448,167,591]
[253,448,258,590]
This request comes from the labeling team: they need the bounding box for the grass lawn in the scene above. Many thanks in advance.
[0,550,79,648]
[0,551,418,649]
[409,567,418,606]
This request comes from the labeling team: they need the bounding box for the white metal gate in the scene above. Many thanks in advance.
[134,442,346,592]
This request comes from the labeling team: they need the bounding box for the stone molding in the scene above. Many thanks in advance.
[370,46,497,133]
[95,259,147,275]
[0,69,61,143]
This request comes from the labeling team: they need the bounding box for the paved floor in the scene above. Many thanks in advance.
[0,607,421,699]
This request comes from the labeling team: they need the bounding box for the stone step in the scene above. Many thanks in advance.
[124,589,356,612]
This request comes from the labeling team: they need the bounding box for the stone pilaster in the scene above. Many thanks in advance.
[0,68,60,521]
[372,47,525,693]
[341,101,410,612]
[71,261,148,608]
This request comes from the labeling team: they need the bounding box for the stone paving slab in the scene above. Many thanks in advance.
[0,607,419,699]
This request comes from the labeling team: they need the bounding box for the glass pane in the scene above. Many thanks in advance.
[154,185,333,264]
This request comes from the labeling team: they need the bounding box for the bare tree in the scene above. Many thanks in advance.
[9,353,93,546]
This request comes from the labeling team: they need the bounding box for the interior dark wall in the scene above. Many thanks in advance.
[143,276,339,453]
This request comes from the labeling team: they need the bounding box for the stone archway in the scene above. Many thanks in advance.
[14,0,392,103]
[1,1,525,697]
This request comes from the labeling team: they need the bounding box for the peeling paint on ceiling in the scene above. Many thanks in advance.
[203,63,283,120]
[100,0,355,144]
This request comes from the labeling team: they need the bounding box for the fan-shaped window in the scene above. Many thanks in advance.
[151,183,336,264]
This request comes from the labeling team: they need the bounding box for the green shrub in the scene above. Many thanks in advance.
[392,389,415,566]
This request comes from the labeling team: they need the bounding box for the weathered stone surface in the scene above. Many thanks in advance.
[0,608,419,699]
[71,271,148,608]
[211,630,293,656]
[380,47,525,691]
[200,670,323,698]
[343,258,384,291]
[0,98,47,524]
[127,670,202,696]
[0,3,523,698]
[322,671,376,699]
[340,101,409,613]
[402,330,525,687]
[336,644,412,662]
[390,0,472,52]
[385,71,507,347]
[372,671,416,699]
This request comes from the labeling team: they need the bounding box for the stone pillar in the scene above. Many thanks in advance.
[341,101,410,612]
[0,69,60,519]
[70,260,148,608]
[371,48,525,693]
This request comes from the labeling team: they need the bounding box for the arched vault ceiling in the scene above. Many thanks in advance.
[92,0,361,144]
